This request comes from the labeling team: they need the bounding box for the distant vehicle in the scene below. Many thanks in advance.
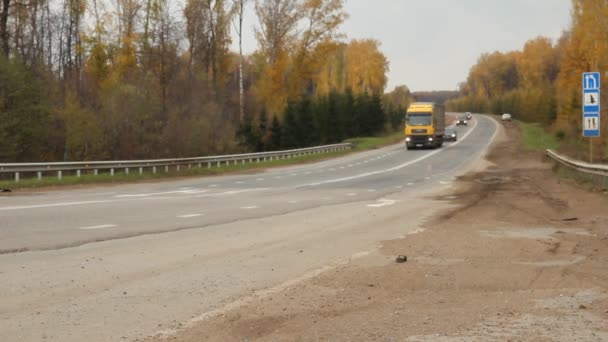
[456,114,468,126]
[404,102,446,150]
[502,113,512,121]
[444,127,457,141]
[465,112,472,120]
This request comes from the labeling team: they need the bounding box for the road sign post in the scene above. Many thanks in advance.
[582,72,601,163]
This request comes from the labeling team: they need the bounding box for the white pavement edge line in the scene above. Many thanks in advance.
[0,188,271,211]
[297,118,480,188]
[0,200,114,211]
[150,250,373,340]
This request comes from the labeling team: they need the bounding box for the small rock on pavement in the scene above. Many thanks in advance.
[395,255,407,263]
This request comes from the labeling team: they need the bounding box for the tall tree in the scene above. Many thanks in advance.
[0,0,9,57]
[232,0,247,122]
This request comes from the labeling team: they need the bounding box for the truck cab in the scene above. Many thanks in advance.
[404,102,445,150]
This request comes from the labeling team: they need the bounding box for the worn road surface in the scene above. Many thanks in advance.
[1,116,497,341]
[151,119,608,342]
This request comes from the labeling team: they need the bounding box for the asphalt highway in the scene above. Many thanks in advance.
[0,114,498,341]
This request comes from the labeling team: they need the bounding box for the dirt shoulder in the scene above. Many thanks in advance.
[148,120,608,342]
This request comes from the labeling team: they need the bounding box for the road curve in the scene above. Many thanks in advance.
[0,115,497,342]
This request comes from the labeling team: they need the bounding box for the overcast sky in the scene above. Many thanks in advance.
[234,0,572,92]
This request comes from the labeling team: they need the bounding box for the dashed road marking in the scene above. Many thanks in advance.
[256,178,264,181]
[240,206,259,210]
[407,183,415,186]
[368,199,397,208]
[346,193,357,196]
[177,214,204,218]
[235,181,245,184]
[79,224,117,230]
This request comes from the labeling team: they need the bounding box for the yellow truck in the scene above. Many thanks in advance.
[404,102,445,150]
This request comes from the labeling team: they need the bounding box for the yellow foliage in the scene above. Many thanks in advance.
[345,39,388,95]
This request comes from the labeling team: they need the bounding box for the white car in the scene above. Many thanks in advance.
[502,113,512,121]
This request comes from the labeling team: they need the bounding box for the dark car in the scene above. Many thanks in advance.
[456,115,468,126]
[466,112,472,120]
[445,127,457,141]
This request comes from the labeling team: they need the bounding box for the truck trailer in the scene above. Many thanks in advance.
[404,102,445,150]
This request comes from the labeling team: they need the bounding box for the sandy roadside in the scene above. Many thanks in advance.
[146,119,608,342]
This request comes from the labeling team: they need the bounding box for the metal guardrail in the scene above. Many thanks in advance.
[0,143,353,182]
[546,149,608,188]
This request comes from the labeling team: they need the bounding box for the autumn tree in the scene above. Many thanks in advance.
[345,39,388,95]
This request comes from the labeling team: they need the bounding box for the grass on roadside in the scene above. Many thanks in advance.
[517,121,560,151]
[0,131,405,190]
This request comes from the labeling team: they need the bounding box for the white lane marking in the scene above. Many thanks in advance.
[177,214,204,218]
[209,184,219,187]
[330,168,336,171]
[321,197,333,200]
[440,181,451,185]
[290,174,298,176]
[0,200,113,211]
[240,206,259,210]
[368,189,377,192]
[298,118,480,188]
[305,172,311,175]
[346,193,357,196]
[368,199,397,208]
[287,200,298,204]
[407,183,415,186]
[348,164,354,167]
[340,166,345,169]
[235,181,245,184]
[425,177,431,180]
[116,189,208,198]
[395,185,403,189]
[199,188,269,197]
[79,224,116,230]
[2,188,269,212]
[274,176,282,179]
[256,178,264,181]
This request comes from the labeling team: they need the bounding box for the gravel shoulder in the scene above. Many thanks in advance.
[149,120,608,342]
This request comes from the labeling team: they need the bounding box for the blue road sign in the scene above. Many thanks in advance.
[582,72,601,137]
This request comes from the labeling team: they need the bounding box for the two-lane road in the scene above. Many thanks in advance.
[0,115,497,342]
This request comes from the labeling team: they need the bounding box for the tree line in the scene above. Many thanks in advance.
[447,0,608,158]
[237,90,408,152]
[0,0,394,163]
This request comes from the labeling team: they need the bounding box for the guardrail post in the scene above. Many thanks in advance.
[15,172,19,182]
[94,169,98,176]
[257,157,260,163]
[177,165,181,172]
[111,168,114,176]
[217,161,221,168]
[165,165,169,173]
[207,162,211,169]
[37,171,42,180]
[139,167,143,175]
[125,168,129,175]
[58,170,62,180]
[153,166,157,174]
[77,170,81,177]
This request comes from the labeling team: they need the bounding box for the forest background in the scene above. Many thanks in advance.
[1,0,606,163]
[447,0,608,161]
